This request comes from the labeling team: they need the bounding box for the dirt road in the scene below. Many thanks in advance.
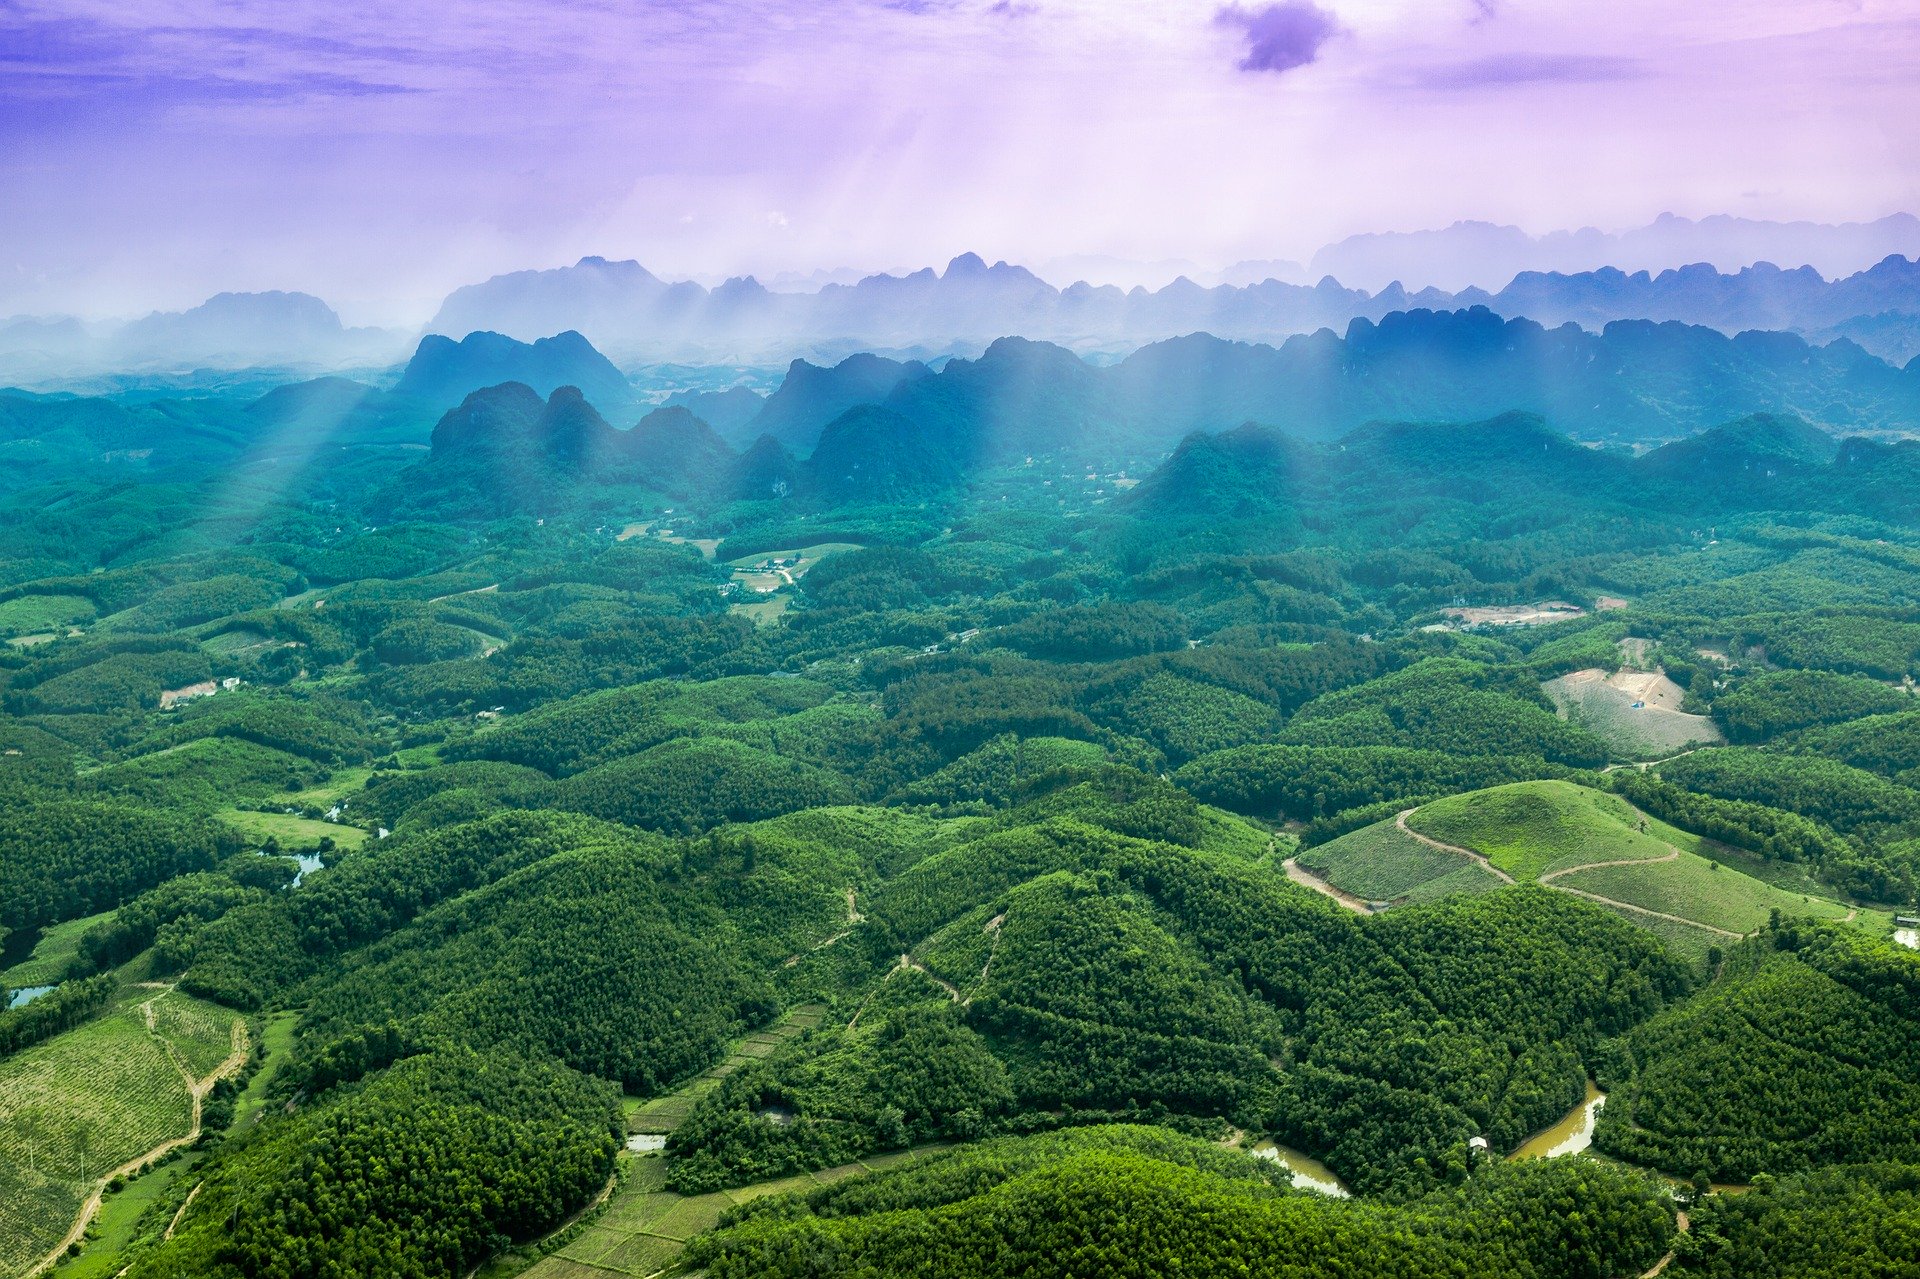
[28,991,250,1278]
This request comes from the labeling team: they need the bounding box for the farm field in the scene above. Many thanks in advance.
[1405,781,1673,881]
[1399,781,1861,946]
[1555,850,1854,936]
[2,909,113,989]
[146,991,245,1079]
[1543,665,1723,760]
[0,986,247,1278]
[1296,818,1501,905]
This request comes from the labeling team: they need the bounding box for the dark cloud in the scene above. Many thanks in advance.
[988,1,1039,16]
[1423,52,1644,89]
[1213,2,1343,75]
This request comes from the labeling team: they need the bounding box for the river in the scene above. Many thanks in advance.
[1251,1142,1351,1197]
[1512,1080,1605,1159]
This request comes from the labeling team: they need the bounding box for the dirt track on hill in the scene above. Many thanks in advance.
[1394,810,1517,884]
[1282,859,1377,913]
[29,989,250,1278]
[1397,808,1746,940]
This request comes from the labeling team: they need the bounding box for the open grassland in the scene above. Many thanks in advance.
[1297,818,1501,904]
[259,765,377,809]
[1404,780,1859,944]
[217,807,366,850]
[2,910,113,988]
[723,543,863,577]
[1543,667,1722,760]
[230,1011,297,1131]
[728,595,790,625]
[57,1151,205,1279]
[0,594,95,637]
[1406,781,1672,880]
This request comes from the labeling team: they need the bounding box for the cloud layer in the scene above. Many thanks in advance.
[1,0,1916,323]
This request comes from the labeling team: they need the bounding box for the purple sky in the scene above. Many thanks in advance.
[4,0,1918,324]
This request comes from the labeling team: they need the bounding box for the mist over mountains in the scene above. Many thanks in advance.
[8,214,1920,390]
[1309,212,1920,292]
[425,249,1920,368]
[401,305,1920,525]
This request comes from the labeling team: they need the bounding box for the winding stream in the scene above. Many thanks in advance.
[1251,1142,1352,1197]
[1512,1081,1605,1160]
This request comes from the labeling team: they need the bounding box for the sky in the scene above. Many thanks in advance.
[3,0,1918,325]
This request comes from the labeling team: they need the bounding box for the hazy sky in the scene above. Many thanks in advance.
[4,0,1918,324]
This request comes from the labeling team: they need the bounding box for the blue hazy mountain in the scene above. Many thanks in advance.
[395,330,635,415]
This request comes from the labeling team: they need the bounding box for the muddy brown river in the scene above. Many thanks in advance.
[1512,1080,1605,1160]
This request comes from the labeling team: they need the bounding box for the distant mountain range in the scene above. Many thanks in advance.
[419,251,1920,368]
[1310,212,1920,292]
[8,216,1920,389]
[413,377,1920,534]
[0,292,410,387]
[398,306,1920,520]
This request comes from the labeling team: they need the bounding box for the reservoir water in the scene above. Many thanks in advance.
[1512,1081,1606,1160]
[1896,928,1917,950]
[6,984,56,1009]
[1251,1142,1351,1197]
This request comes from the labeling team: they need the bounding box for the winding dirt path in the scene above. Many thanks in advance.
[1399,808,1746,939]
[897,955,965,1003]
[1395,810,1517,884]
[1640,1211,1690,1278]
[1545,883,1743,939]
[1281,859,1377,914]
[783,887,864,967]
[1539,848,1679,883]
[28,992,250,1278]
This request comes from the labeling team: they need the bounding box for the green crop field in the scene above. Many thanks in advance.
[2,909,113,988]
[1297,818,1501,904]
[1406,781,1673,881]
[148,991,242,1080]
[0,992,196,1277]
[1556,850,1854,935]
